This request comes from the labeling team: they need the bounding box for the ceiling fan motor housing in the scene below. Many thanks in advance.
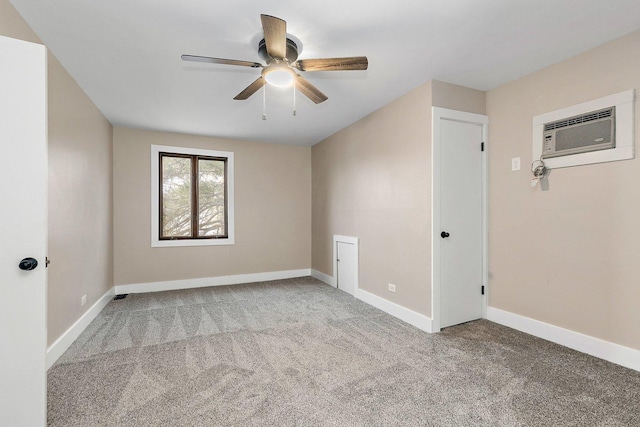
[258,38,299,63]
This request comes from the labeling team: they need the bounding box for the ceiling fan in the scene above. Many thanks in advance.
[181,14,368,104]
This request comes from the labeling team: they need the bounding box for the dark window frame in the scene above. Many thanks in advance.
[158,152,229,241]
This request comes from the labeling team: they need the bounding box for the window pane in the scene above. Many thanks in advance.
[162,156,192,238]
[198,158,226,237]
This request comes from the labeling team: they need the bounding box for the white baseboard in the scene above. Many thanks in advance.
[310,270,432,333]
[46,287,115,369]
[355,288,433,333]
[487,306,640,372]
[114,269,312,294]
[46,269,310,369]
[311,269,336,287]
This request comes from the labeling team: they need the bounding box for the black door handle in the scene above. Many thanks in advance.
[19,257,38,271]
[440,231,450,239]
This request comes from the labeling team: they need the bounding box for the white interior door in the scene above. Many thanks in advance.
[336,241,356,295]
[434,109,486,330]
[0,35,48,425]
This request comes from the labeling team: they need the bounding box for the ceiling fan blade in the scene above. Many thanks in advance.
[260,14,287,59]
[294,56,369,72]
[233,77,266,100]
[294,74,328,104]
[181,54,262,68]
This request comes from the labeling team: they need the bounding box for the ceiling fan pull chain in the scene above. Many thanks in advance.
[293,80,297,116]
[262,84,267,120]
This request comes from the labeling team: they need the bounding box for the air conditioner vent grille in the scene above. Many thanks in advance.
[544,107,614,131]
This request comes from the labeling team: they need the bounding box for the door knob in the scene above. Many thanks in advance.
[18,257,38,271]
[440,231,450,239]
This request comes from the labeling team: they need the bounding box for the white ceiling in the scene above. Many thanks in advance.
[9,0,640,146]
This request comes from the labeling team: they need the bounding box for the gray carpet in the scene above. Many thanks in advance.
[48,277,640,426]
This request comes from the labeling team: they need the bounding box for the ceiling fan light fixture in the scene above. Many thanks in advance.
[182,14,366,104]
[264,67,294,88]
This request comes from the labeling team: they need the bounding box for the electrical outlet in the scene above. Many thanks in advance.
[388,283,396,293]
[81,295,87,306]
[511,157,521,171]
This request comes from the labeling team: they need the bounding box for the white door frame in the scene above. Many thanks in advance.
[431,107,488,332]
[333,235,359,292]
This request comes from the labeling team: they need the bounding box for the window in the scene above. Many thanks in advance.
[151,145,234,247]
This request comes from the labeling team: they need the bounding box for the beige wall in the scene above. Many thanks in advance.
[113,128,311,286]
[431,80,486,114]
[486,30,640,350]
[1,0,114,346]
[312,81,485,316]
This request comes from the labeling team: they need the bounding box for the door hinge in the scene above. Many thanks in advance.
[481,142,485,152]
[481,285,485,295]
[45,257,51,268]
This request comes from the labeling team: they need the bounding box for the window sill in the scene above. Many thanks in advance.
[151,237,235,248]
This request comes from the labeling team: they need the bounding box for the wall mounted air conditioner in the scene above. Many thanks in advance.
[542,107,615,159]
[532,89,635,169]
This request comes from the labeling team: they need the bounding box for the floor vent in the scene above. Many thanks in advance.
[113,294,128,300]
